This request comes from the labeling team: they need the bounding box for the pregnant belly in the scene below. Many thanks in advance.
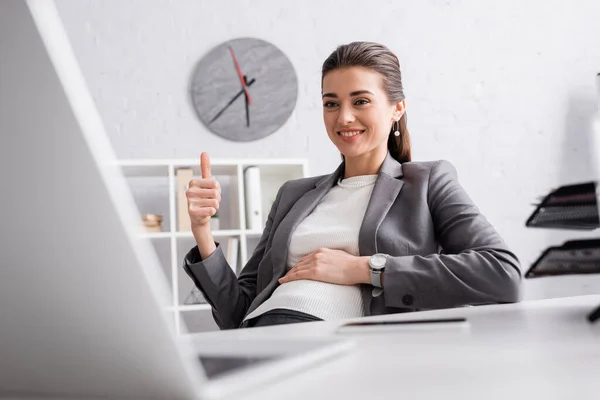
[273,279,362,304]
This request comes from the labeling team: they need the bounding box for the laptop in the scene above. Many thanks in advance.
[0,1,352,399]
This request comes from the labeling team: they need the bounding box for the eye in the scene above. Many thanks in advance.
[323,101,338,108]
[355,98,370,106]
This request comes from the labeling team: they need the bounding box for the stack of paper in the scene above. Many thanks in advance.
[526,181,599,230]
[525,181,600,277]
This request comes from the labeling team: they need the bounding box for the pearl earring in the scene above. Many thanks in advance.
[393,120,400,137]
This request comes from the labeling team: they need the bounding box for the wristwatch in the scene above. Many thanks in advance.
[369,253,388,288]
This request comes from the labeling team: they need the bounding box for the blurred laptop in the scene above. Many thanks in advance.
[0,1,352,399]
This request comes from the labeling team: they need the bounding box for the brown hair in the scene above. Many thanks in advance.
[321,41,411,164]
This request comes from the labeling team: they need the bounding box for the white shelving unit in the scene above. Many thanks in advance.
[118,158,308,334]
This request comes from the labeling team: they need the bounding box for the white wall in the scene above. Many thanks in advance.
[55,0,600,300]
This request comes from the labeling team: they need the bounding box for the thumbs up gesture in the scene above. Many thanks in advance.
[186,152,221,229]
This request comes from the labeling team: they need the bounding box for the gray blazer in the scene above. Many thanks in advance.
[183,153,522,330]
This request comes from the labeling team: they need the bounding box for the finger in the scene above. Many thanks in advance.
[188,205,217,219]
[294,249,320,265]
[200,152,212,179]
[289,258,308,272]
[188,178,219,190]
[295,253,311,265]
[279,269,314,284]
[185,187,221,201]
[283,262,318,280]
[289,260,313,275]
[189,198,220,210]
[298,248,328,266]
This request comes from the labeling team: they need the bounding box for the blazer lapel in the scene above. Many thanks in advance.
[358,152,404,256]
[359,152,404,315]
[270,162,345,277]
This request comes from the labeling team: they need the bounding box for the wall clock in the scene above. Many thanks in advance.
[190,37,298,142]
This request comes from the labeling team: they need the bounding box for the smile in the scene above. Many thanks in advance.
[337,130,365,137]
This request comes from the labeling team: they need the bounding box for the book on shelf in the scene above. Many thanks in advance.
[176,168,193,232]
[226,237,239,271]
[244,166,263,231]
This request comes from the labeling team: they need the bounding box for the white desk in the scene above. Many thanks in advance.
[194,295,600,400]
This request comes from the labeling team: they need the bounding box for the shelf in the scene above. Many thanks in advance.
[165,304,211,312]
[117,158,307,167]
[139,229,261,239]
[118,163,170,178]
[116,158,308,178]
[179,304,211,311]
[119,157,308,334]
[174,229,243,238]
[139,232,171,239]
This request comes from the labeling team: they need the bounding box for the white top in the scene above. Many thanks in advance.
[244,174,378,322]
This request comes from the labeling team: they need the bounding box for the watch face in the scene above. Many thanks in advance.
[190,37,298,142]
[371,254,387,269]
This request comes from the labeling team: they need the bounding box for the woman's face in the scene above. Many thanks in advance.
[322,66,403,161]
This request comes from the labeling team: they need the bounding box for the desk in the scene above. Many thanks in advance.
[194,295,600,400]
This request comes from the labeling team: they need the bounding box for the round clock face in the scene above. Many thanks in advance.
[190,38,298,142]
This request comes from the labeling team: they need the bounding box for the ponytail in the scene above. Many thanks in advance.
[387,112,411,163]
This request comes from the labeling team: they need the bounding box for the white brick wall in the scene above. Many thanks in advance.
[55,0,600,300]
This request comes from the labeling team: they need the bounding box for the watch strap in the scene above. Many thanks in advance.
[370,269,383,288]
[369,254,387,288]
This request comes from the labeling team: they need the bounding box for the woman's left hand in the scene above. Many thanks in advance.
[278,248,370,286]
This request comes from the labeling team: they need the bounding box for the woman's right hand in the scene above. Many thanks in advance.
[186,152,221,231]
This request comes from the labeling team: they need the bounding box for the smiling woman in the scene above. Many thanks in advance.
[183,42,522,330]
[321,67,407,178]
[320,43,411,178]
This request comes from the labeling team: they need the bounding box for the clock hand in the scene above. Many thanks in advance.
[244,75,250,127]
[209,78,256,124]
[229,46,253,105]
